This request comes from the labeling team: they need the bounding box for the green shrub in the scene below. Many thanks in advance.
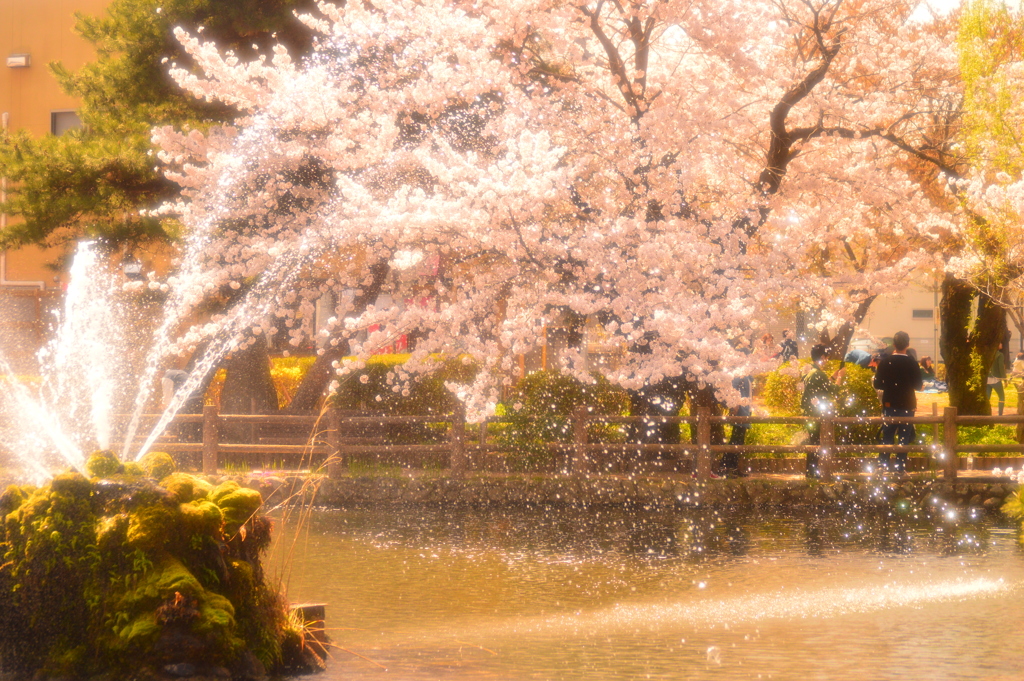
[761,366,803,416]
[759,362,880,446]
[957,425,1017,455]
[207,356,318,409]
[327,354,478,443]
[269,356,317,408]
[745,423,802,455]
[331,353,476,415]
[833,363,882,445]
[494,371,629,470]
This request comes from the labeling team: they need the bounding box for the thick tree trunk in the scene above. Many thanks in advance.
[823,295,877,360]
[627,380,684,446]
[285,261,391,413]
[940,273,1006,415]
[219,336,278,444]
[285,340,352,413]
[220,336,278,414]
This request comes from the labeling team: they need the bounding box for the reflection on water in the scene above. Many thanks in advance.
[270,507,1024,680]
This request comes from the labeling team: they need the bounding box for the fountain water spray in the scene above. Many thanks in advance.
[0,241,129,478]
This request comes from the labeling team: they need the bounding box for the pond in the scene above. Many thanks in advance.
[271,506,1024,680]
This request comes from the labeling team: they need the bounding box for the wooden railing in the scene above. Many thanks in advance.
[119,404,1024,481]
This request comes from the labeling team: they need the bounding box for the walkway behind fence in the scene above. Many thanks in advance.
[111,405,1024,481]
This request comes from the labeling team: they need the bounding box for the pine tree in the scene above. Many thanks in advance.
[0,0,314,253]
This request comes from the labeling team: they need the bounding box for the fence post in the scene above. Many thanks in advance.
[572,406,589,475]
[943,406,958,481]
[696,407,712,480]
[819,413,834,478]
[202,404,219,475]
[1017,385,1024,444]
[449,403,467,474]
[479,419,489,449]
[326,403,343,479]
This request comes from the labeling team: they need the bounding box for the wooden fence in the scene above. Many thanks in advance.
[116,404,1024,482]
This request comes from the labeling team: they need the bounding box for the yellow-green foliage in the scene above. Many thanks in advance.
[207,356,317,409]
[332,353,477,416]
[761,367,803,416]
[210,481,262,535]
[162,472,214,503]
[87,450,123,478]
[126,503,180,551]
[1002,490,1024,520]
[0,471,287,677]
[494,370,630,470]
[180,499,224,537]
[122,462,144,476]
[759,362,880,445]
[139,451,176,480]
[269,355,317,408]
[958,0,1024,174]
[1001,490,1024,544]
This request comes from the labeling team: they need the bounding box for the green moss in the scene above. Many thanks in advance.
[1,473,297,677]
[180,499,224,537]
[126,503,180,551]
[96,513,129,553]
[139,451,176,480]
[162,472,213,503]
[50,471,96,499]
[0,484,31,516]
[122,461,145,477]
[117,612,160,645]
[210,482,262,534]
[87,450,124,478]
[197,593,237,632]
[1003,490,1024,520]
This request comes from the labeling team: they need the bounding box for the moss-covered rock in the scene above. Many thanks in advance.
[122,461,145,477]
[87,450,124,478]
[210,481,263,535]
[0,470,309,678]
[181,499,225,537]
[126,502,181,551]
[163,472,214,503]
[140,451,177,480]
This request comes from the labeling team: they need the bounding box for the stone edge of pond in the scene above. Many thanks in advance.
[221,474,1020,514]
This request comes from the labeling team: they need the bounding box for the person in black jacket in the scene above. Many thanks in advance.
[776,329,799,364]
[872,331,922,473]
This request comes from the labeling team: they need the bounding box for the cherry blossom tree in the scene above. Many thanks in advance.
[936,0,1023,413]
[146,0,961,420]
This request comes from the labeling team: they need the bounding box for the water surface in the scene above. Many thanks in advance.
[271,507,1024,680]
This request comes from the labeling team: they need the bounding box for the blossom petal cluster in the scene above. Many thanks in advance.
[150,0,959,413]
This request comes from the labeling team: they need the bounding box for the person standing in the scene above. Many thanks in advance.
[988,344,1007,416]
[873,331,922,474]
[777,329,799,364]
[801,344,838,479]
[718,373,752,478]
[1012,351,1024,376]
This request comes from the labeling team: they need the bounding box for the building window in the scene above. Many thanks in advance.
[911,309,934,319]
[50,111,82,135]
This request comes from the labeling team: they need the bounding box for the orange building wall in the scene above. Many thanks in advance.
[0,0,111,286]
